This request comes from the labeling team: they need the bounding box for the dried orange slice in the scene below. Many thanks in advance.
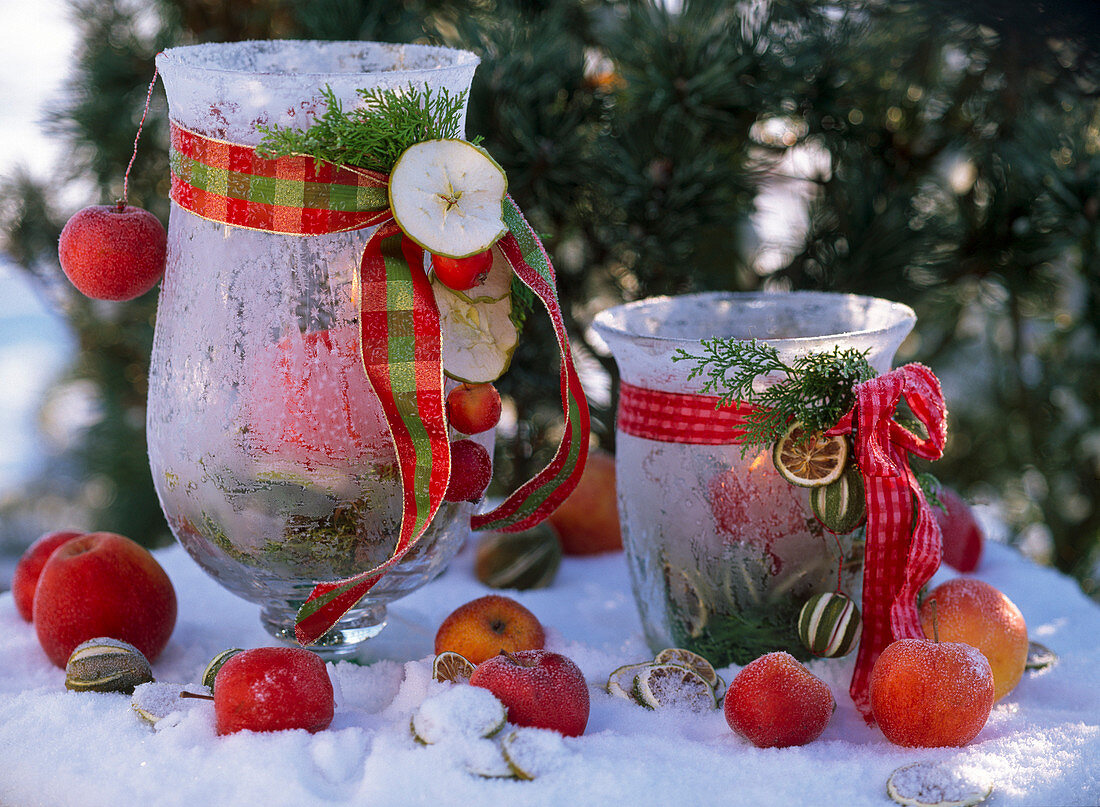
[432,651,476,684]
[772,421,848,488]
[653,648,719,689]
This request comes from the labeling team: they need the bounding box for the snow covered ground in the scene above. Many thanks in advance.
[0,530,1096,807]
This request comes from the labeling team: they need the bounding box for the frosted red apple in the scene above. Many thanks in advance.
[33,532,177,668]
[870,637,994,747]
[58,204,166,301]
[444,439,492,503]
[469,649,589,737]
[214,646,334,735]
[724,651,835,748]
[446,382,502,435]
[11,530,83,622]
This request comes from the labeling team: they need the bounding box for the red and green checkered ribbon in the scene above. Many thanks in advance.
[168,121,590,645]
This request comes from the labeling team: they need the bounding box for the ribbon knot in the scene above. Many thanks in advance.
[828,363,947,722]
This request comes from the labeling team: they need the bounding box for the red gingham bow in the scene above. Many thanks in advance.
[827,363,948,723]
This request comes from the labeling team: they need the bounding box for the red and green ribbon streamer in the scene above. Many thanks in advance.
[168,121,590,645]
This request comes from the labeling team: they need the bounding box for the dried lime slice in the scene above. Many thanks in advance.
[389,139,507,259]
[1025,640,1057,671]
[633,663,718,712]
[606,662,654,702]
[461,737,516,779]
[500,727,571,780]
[131,682,211,727]
[773,421,848,488]
[887,762,993,807]
[653,648,719,689]
[664,563,708,638]
[433,280,519,383]
[432,651,476,684]
[410,686,507,745]
[452,245,513,304]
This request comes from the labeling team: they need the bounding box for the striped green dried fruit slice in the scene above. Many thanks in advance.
[474,524,562,591]
[811,461,866,533]
[201,648,244,691]
[65,638,154,694]
[887,762,993,807]
[410,686,507,745]
[798,592,862,658]
[633,663,717,712]
[606,662,654,702]
[1025,641,1057,671]
[500,727,571,780]
[653,648,719,689]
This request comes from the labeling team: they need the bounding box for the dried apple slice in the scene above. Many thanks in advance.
[433,280,519,383]
[389,139,507,259]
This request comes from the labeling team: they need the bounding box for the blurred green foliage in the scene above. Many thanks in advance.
[1,0,1097,597]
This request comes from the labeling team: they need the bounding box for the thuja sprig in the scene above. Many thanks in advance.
[257,84,471,173]
[672,339,876,455]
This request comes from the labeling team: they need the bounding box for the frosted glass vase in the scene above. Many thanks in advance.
[593,291,916,667]
[149,41,481,658]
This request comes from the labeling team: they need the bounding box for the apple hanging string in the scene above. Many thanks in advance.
[119,63,160,212]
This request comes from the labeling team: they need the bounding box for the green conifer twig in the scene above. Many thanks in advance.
[672,339,876,455]
[257,84,473,173]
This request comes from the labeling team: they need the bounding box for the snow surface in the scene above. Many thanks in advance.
[0,538,1097,806]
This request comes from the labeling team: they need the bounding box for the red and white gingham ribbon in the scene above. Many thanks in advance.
[828,363,947,723]
[617,381,754,444]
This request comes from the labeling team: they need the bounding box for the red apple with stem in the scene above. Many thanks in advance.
[58,202,166,301]
[431,249,494,291]
[469,649,590,737]
[33,532,177,668]
[11,530,84,622]
[870,635,995,747]
[213,647,334,735]
[446,382,502,435]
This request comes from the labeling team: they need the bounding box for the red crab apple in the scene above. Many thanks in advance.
[869,637,995,747]
[58,203,166,301]
[444,439,492,503]
[469,649,589,737]
[11,530,83,622]
[446,382,502,435]
[214,646,334,735]
[33,532,177,668]
[934,487,984,573]
[431,249,493,291]
[724,651,835,748]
